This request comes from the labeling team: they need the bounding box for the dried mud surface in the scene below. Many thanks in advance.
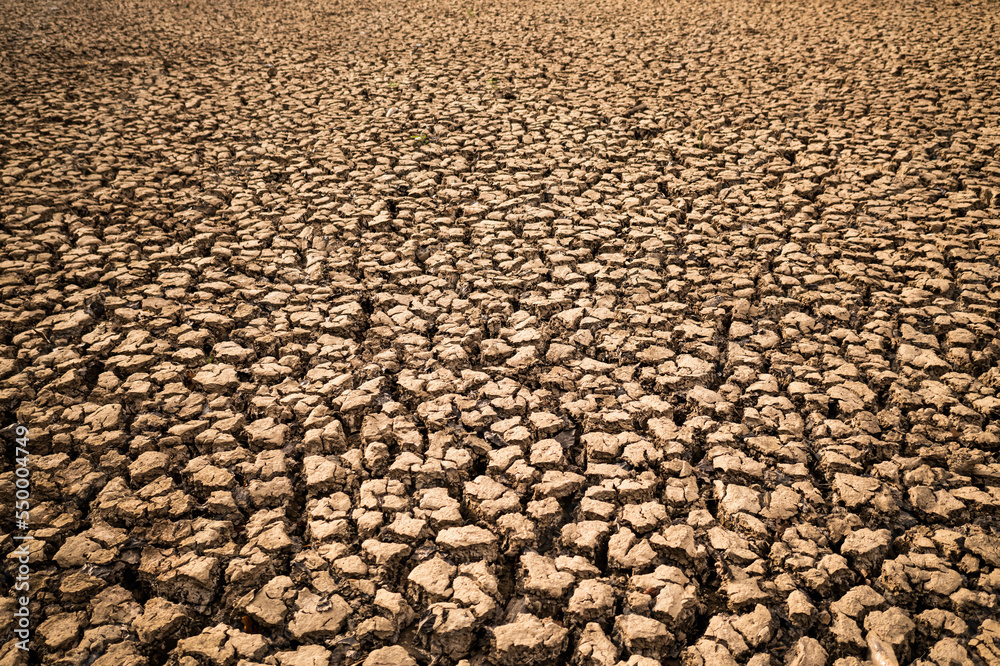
[2,0,1000,665]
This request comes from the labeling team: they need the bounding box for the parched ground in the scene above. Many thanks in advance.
[2,0,1000,664]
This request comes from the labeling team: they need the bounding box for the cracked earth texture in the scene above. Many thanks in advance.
[2,0,1000,665]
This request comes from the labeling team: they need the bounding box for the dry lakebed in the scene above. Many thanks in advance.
[1,0,1000,665]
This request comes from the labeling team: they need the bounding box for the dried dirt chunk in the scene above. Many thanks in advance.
[833,474,881,508]
[841,528,892,576]
[568,579,616,622]
[287,590,351,640]
[615,613,672,653]
[436,525,499,561]
[493,612,569,665]
[408,557,456,603]
[364,646,418,666]
[133,597,190,643]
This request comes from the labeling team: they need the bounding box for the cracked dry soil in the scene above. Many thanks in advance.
[2,0,1000,665]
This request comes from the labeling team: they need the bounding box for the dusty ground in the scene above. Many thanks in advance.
[2,0,1000,664]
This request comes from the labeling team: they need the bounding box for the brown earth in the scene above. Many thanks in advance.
[2,0,1000,664]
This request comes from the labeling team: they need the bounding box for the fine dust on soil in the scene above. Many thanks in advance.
[1,0,1000,665]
